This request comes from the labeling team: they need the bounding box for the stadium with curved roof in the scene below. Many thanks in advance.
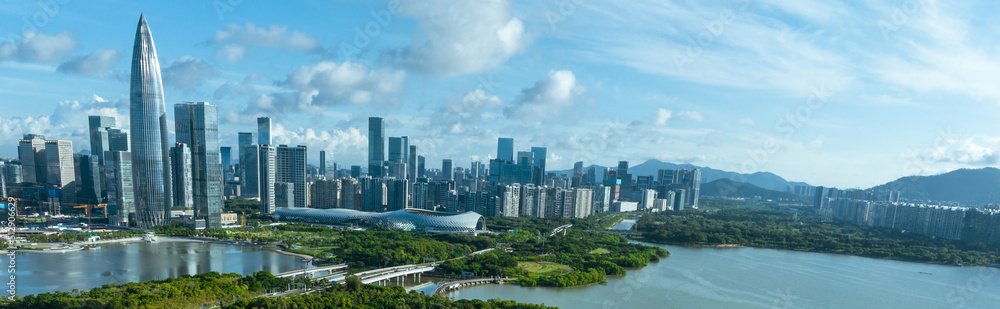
[274,208,486,233]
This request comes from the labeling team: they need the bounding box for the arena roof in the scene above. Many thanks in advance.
[274,208,485,233]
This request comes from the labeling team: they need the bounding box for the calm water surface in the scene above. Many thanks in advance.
[16,240,308,295]
[406,219,1000,309]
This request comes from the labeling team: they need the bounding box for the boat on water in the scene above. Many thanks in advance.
[142,232,159,243]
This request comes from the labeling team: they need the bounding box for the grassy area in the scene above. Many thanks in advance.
[20,243,53,248]
[518,261,573,276]
[588,248,609,254]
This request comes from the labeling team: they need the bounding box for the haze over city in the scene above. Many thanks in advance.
[3,0,1000,189]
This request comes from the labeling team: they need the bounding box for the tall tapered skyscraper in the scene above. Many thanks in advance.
[129,14,173,228]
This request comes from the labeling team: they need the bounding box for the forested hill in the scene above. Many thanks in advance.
[869,167,1000,206]
[700,178,807,202]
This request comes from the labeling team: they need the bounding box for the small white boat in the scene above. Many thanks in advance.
[141,232,159,243]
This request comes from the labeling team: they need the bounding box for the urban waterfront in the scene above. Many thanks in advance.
[16,241,308,296]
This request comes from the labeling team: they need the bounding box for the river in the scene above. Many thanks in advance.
[402,219,1000,309]
[15,239,308,296]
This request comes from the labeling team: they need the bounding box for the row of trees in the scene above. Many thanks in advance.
[634,208,1000,265]
[5,271,301,309]
[3,271,552,309]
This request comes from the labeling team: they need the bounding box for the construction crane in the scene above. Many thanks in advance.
[71,204,108,227]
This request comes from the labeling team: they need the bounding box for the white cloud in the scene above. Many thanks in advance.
[736,118,755,126]
[161,56,216,89]
[675,111,704,121]
[505,70,585,119]
[0,95,126,153]
[57,49,122,75]
[211,23,321,62]
[0,30,78,62]
[271,123,368,165]
[395,0,525,76]
[904,137,999,166]
[214,74,263,100]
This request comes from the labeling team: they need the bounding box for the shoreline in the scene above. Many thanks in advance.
[274,248,315,261]
[628,237,998,268]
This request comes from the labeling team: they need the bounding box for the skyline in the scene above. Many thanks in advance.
[3,1,1000,189]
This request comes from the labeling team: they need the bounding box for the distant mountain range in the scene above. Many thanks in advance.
[551,159,810,191]
[552,160,1000,206]
[699,178,807,202]
[869,167,1000,206]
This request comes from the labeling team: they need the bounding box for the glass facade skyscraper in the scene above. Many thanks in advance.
[257,117,271,145]
[129,14,173,228]
[497,137,514,162]
[175,102,224,228]
[368,117,385,177]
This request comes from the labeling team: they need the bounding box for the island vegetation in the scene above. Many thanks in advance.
[633,204,1000,265]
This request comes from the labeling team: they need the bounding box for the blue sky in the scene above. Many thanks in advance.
[2,0,1000,189]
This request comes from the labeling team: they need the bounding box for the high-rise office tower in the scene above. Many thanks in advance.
[108,129,129,152]
[175,102,224,227]
[417,155,426,178]
[408,145,418,181]
[572,161,584,188]
[470,161,481,180]
[169,143,194,209]
[45,140,76,202]
[257,117,271,145]
[516,151,534,184]
[442,159,454,181]
[530,147,546,186]
[129,14,172,228]
[385,178,409,211]
[368,117,385,177]
[497,137,514,162]
[88,116,116,166]
[1,163,22,186]
[276,145,307,208]
[18,134,47,184]
[238,132,259,198]
[388,137,405,163]
[258,145,276,214]
[220,146,233,182]
[350,165,362,179]
[105,151,135,226]
[319,150,327,177]
[74,154,101,204]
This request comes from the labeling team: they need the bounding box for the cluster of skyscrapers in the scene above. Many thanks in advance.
[1,14,702,230]
[297,117,701,219]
